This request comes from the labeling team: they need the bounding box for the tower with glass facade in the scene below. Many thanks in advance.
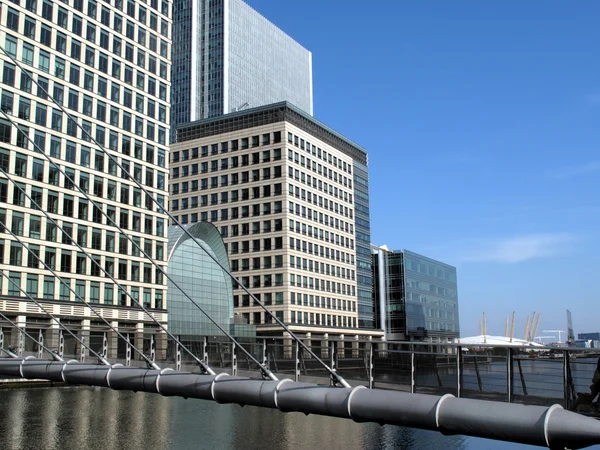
[171,0,313,135]
[0,0,172,344]
[372,246,460,342]
[169,102,381,340]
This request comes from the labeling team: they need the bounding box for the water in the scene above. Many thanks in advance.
[0,386,587,450]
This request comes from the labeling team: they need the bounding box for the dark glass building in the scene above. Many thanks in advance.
[372,246,460,342]
[171,0,313,140]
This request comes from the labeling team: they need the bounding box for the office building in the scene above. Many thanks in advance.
[372,246,460,342]
[169,102,381,339]
[578,332,600,341]
[0,0,172,346]
[171,0,313,134]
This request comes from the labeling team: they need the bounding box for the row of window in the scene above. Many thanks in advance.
[0,207,165,256]
[174,200,284,226]
[3,270,164,309]
[5,4,170,79]
[171,182,283,211]
[230,255,283,272]
[1,73,167,150]
[172,148,282,177]
[0,163,166,223]
[288,168,353,215]
[171,131,283,163]
[290,311,357,329]
[0,51,167,105]
[287,132,353,176]
[289,236,355,268]
[0,240,166,286]
[0,144,166,192]
[291,292,357,313]
[289,217,353,242]
[0,122,168,172]
[288,149,353,191]
[14,0,170,21]
[288,273,355,298]
[172,165,283,187]
[0,185,166,236]
[290,255,355,281]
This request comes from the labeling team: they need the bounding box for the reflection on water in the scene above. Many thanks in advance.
[0,387,556,449]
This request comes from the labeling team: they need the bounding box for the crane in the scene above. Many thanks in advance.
[543,330,565,343]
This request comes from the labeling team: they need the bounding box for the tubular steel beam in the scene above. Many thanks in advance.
[0,358,599,449]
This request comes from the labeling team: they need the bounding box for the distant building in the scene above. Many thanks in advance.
[171,0,313,135]
[578,332,600,341]
[372,246,460,342]
[167,222,253,336]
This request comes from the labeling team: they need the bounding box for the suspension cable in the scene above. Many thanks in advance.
[0,107,266,379]
[0,308,63,361]
[0,113,218,374]
[0,45,347,386]
[0,265,109,364]
[0,183,158,369]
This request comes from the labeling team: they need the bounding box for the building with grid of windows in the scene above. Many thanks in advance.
[169,102,381,340]
[170,0,313,138]
[0,0,172,351]
[372,245,460,342]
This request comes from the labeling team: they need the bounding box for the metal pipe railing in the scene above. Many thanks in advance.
[0,357,599,449]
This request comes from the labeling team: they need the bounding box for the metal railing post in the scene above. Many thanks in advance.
[17,329,24,357]
[507,347,513,403]
[58,329,64,358]
[232,342,237,376]
[203,336,208,366]
[79,336,86,363]
[150,334,156,363]
[176,336,182,371]
[411,346,416,394]
[330,340,336,371]
[563,349,570,410]
[102,332,108,359]
[262,338,267,369]
[0,328,3,350]
[456,346,462,398]
[473,355,483,392]
[37,329,44,360]
[126,336,132,367]
[368,342,374,389]
[295,340,300,382]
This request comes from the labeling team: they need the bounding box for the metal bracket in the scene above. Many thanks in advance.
[329,369,342,387]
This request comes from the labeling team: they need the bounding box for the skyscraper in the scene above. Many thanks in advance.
[0,0,171,349]
[170,102,380,339]
[171,0,313,132]
[371,245,460,342]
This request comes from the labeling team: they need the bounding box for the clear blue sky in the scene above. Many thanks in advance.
[248,0,600,339]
